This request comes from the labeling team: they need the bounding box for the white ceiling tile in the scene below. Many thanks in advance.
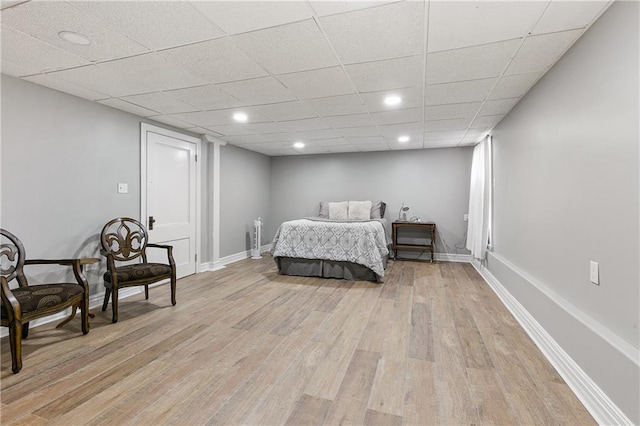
[1,60,39,78]
[462,133,488,144]
[371,108,423,126]
[312,138,350,147]
[253,101,318,121]
[239,122,290,134]
[319,1,424,64]
[1,26,89,73]
[305,94,367,116]
[23,73,110,101]
[259,132,299,142]
[360,87,424,112]
[231,20,339,74]
[424,130,467,140]
[389,140,424,150]
[223,134,272,144]
[356,144,390,152]
[276,67,356,99]
[122,92,199,115]
[423,139,461,148]
[184,127,223,137]
[424,118,472,132]
[71,1,225,50]
[506,30,583,75]
[191,1,314,35]
[533,2,610,35]
[345,55,424,93]
[148,115,193,128]
[204,124,259,136]
[426,39,521,84]
[347,136,387,145]
[478,98,520,116]
[336,127,381,138]
[1,1,29,10]
[464,129,489,139]
[280,118,330,132]
[378,122,423,138]
[49,54,206,98]
[160,38,268,84]
[425,78,496,105]
[470,115,505,129]
[166,85,246,111]
[424,102,482,120]
[323,114,375,129]
[98,98,159,117]
[295,129,342,140]
[309,0,401,17]
[488,72,542,100]
[428,1,548,52]
[170,108,271,127]
[218,77,297,105]
[2,1,148,62]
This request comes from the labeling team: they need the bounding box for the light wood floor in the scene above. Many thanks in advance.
[1,257,595,425]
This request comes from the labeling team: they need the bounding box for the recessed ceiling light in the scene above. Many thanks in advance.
[398,136,410,143]
[233,112,248,122]
[384,95,402,106]
[293,141,305,149]
[58,31,91,46]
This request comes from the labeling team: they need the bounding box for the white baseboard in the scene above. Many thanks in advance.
[471,259,634,426]
[200,244,272,272]
[434,253,472,263]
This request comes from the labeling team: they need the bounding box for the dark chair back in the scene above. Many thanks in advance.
[100,217,149,262]
[1,229,28,288]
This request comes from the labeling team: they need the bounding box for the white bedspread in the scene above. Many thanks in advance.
[270,218,389,277]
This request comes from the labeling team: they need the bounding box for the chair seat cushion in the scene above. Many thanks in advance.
[1,284,84,319]
[103,263,172,286]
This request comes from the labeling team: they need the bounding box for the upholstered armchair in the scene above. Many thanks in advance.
[1,229,91,374]
[100,217,176,323]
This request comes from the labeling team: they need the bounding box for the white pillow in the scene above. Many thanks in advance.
[328,201,349,220]
[348,200,372,220]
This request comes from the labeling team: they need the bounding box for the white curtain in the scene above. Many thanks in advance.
[466,136,492,259]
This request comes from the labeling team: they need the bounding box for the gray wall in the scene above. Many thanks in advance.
[269,148,473,256]
[219,143,271,257]
[1,75,142,293]
[488,1,639,422]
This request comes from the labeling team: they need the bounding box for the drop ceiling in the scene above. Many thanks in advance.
[0,0,611,156]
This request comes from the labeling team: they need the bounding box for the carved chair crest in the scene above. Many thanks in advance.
[100,218,148,262]
[0,229,27,287]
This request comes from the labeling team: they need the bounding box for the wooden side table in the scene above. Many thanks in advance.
[392,221,436,262]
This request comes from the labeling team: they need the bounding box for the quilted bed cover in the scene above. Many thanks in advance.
[270,218,389,278]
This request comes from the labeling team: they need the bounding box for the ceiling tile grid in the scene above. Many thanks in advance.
[0,0,612,156]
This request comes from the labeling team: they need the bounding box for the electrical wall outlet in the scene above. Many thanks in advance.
[117,183,128,194]
[463,214,469,222]
[590,261,599,285]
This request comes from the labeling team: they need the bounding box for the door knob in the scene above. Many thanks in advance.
[149,216,156,230]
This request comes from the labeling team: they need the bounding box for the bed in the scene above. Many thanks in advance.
[270,201,390,282]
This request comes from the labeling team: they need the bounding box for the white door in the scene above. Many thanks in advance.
[142,124,199,279]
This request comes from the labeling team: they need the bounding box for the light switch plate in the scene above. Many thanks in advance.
[590,261,599,285]
[117,183,128,194]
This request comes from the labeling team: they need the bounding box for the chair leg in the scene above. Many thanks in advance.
[22,322,30,339]
[9,322,23,374]
[81,295,90,335]
[102,287,111,311]
[144,285,149,300]
[111,286,119,323]
[171,275,176,306]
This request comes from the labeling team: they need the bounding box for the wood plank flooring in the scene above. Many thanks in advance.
[0,257,596,425]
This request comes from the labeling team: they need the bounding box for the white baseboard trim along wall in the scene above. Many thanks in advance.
[472,256,635,426]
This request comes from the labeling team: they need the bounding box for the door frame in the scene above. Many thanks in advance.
[140,122,202,273]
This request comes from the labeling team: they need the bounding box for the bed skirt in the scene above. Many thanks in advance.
[274,256,387,283]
